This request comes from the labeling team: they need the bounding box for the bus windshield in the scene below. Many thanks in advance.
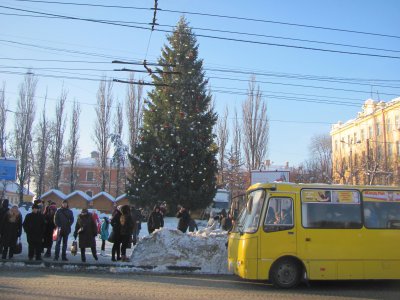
[235,189,265,234]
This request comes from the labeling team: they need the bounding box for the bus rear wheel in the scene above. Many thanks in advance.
[270,257,302,289]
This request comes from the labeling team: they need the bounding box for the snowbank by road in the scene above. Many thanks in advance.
[131,228,230,274]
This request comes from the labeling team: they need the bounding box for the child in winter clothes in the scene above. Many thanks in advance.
[100,217,109,256]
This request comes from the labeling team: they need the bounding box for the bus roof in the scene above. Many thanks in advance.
[248,182,400,192]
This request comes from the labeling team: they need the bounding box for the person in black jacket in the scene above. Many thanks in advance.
[0,199,10,254]
[1,205,22,259]
[176,206,190,233]
[23,204,45,260]
[73,208,98,262]
[119,205,134,262]
[54,200,74,261]
[111,206,122,262]
[147,205,164,234]
[42,202,57,258]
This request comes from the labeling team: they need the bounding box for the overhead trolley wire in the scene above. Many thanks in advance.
[11,0,400,39]
[1,5,400,59]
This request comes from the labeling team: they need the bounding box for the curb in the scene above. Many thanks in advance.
[0,260,202,273]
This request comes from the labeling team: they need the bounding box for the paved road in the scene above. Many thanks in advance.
[0,268,399,300]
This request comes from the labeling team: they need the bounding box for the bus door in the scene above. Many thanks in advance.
[258,193,297,279]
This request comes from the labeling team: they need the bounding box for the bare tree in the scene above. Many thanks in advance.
[126,73,144,155]
[0,82,7,157]
[48,88,67,190]
[226,108,247,194]
[94,78,113,192]
[308,133,332,183]
[33,98,50,198]
[111,101,125,197]
[12,73,37,203]
[67,100,80,192]
[242,76,269,171]
[216,106,229,186]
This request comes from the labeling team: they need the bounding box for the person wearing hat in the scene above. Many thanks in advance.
[0,199,10,254]
[1,205,22,259]
[147,205,164,234]
[73,208,98,262]
[54,200,74,261]
[23,204,46,260]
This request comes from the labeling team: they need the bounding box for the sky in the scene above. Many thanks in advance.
[1,0,400,167]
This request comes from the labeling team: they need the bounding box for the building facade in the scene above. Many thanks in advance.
[58,151,128,197]
[331,98,400,185]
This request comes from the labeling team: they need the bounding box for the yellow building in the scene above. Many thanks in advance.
[331,98,400,185]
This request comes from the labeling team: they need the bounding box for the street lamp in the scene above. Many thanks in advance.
[340,139,361,184]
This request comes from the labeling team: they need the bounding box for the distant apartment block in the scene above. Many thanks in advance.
[331,98,400,185]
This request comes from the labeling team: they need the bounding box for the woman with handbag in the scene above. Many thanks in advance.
[73,208,98,263]
[119,205,134,262]
[1,205,22,259]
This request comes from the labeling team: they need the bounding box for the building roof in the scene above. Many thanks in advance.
[65,190,92,201]
[91,191,115,202]
[41,189,67,200]
[115,193,127,202]
[0,181,34,196]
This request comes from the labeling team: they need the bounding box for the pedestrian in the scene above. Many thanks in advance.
[54,200,74,261]
[90,209,101,234]
[119,205,134,262]
[73,208,98,263]
[188,217,198,232]
[100,216,109,256]
[23,204,45,261]
[130,205,142,245]
[159,201,167,216]
[0,199,10,254]
[147,205,164,234]
[1,205,22,260]
[221,212,233,232]
[42,201,57,258]
[176,205,190,233]
[110,206,122,261]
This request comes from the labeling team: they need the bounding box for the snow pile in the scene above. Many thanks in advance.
[131,228,231,274]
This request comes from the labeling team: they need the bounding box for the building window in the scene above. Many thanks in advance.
[387,119,391,133]
[369,126,373,138]
[353,132,358,144]
[86,190,93,197]
[388,143,393,157]
[396,115,400,129]
[335,140,338,151]
[376,123,381,136]
[86,171,94,181]
[360,129,365,141]
[347,135,351,145]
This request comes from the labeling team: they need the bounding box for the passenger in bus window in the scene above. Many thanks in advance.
[265,207,276,224]
[364,203,380,228]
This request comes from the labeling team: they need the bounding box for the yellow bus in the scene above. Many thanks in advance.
[228,182,400,288]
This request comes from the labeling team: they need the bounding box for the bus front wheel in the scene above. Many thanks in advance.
[270,257,302,289]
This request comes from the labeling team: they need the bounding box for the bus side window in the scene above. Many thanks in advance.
[264,198,293,232]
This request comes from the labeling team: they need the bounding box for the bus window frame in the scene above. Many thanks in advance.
[263,197,294,233]
[300,188,362,229]
[234,189,266,234]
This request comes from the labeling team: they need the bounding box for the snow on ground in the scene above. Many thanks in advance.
[6,207,231,274]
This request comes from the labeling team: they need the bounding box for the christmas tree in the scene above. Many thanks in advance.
[127,17,218,212]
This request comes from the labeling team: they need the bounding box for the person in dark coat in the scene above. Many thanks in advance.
[130,205,142,245]
[176,206,191,233]
[1,205,22,259]
[221,212,233,232]
[42,202,57,257]
[119,205,134,262]
[188,218,198,232]
[54,200,74,261]
[0,199,10,254]
[23,204,45,260]
[73,208,98,262]
[147,205,164,234]
[110,206,122,261]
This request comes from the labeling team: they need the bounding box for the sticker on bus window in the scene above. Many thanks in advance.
[363,190,400,202]
[331,191,360,203]
[301,190,331,202]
